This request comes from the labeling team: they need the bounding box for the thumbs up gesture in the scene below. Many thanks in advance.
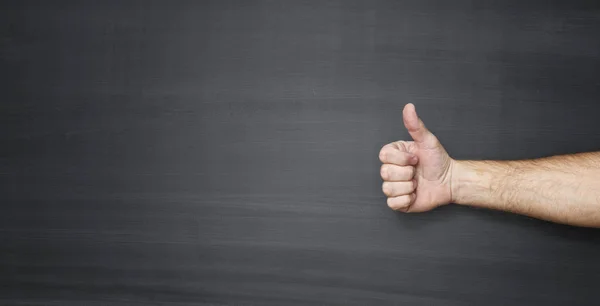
[379,103,455,212]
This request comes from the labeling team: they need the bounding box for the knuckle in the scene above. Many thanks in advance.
[380,165,388,180]
[386,197,395,209]
[394,141,406,151]
[382,182,389,195]
[379,149,387,162]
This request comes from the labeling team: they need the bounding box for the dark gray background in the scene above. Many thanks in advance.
[2,1,600,305]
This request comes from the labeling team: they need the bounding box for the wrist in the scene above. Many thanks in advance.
[450,160,487,205]
[449,159,462,204]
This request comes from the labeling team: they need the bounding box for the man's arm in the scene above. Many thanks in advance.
[451,152,600,227]
[380,103,600,228]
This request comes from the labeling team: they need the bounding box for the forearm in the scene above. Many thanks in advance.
[451,152,600,227]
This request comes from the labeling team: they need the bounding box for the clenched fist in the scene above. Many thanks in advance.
[379,103,455,212]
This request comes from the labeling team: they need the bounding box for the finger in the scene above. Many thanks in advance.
[379,145,418,166]
[402,103,434,145]
[387,194,415,211]
[382,181,416,197]
[380,164,415,181]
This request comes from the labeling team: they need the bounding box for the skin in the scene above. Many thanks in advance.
[379,103,600,228]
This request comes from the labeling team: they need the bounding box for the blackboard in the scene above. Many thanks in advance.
[2,1,600,305]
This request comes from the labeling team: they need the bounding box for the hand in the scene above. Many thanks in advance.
[379,103,455,212]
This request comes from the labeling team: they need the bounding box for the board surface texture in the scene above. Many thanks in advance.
[2,1,600,305]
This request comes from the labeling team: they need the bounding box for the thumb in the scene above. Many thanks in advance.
[403,103,435,146]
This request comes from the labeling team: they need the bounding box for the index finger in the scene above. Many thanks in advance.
[379,145,418,165]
